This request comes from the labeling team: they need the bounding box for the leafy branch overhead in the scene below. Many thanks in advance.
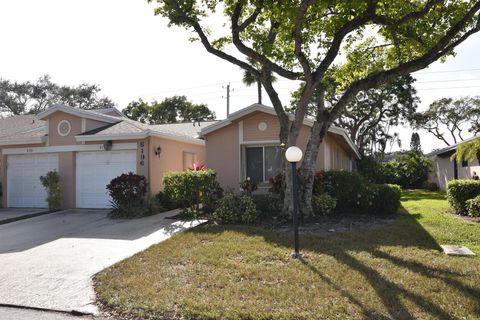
[0,75,115,116]
[123,95,215,124]
[151,0,480,216]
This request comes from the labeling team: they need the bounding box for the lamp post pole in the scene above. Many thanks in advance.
[285,146,303,259]
[291,161,300,258]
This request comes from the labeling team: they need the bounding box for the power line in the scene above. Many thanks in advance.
[417,85,480,91]
[416,68,480,75]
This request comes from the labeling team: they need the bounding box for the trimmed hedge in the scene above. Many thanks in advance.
[214,192,257,224]
[163,169,223,212]
[106,173,150,218]
[251,193,283,220]
[312,193,337,216]
[371,184,401,215]
[465,195,480,217]
[446,180,480,215]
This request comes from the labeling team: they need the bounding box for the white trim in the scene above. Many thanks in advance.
[238,121,243,185]
[0,136,47,146]
[37,104,120,124]
[57,120,72,137]
[2,143,138,155]
[242,140,280,145]
[75,129,206,146]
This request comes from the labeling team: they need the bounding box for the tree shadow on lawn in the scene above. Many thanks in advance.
[190,209,479,319]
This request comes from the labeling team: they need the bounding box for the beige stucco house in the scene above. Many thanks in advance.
[428,136,480,190]
[200,104,360,190]
[0,103,359,209]
[0,105,212,208]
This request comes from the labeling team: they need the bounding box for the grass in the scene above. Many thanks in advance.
[94,190,480,320]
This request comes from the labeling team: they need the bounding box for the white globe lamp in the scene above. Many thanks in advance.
[285,146,303,163]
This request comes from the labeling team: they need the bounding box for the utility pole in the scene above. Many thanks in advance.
[223,83,232,117]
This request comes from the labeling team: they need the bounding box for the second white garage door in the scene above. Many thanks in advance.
[76,150,137,208]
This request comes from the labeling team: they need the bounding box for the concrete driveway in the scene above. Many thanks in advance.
[0,209,205,315]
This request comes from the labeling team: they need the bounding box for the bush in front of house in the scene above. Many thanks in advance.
[163,169,223,213]
[312,193,337,216]
[322,171,367,213]
[465,195,480,217]
[446,180,480,215]
[385,152,432,189]
[39,170,62,210]
[252,193,283,220]
[370,184,401,215]
[107,173,151,218]
[214,192,257,224]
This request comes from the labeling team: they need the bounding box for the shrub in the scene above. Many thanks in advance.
[106,173,149,218]
[252,193,283,220]
[240,177,258,195]
[385,152,432,188]
[465,195,480,217]
[180,206,200,219]
[214,192,257,224]
[371,184,401,215]
[163,169,223,213]
[357,155,394,184]
[269,173,283,196]
[446,180,480,215]
[322,171,367,213]
[156,191,178,210]
[39,170,62,210]
[312,193,337,216]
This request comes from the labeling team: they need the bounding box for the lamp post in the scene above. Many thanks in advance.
[285,146,303,259]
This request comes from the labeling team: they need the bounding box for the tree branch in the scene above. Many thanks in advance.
[293,0,314,81]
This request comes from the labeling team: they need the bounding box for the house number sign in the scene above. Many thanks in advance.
[139,142,145,166]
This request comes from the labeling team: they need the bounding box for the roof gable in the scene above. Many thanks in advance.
[37,104,121,124]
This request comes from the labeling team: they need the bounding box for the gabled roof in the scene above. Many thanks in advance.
[0,115,47,146]
[200,103,361,159]
[427,134,480,157]
[37,104,121,123]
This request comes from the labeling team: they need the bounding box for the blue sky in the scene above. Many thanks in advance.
[1,0,479,152]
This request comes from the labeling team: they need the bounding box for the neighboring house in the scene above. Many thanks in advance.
[0,105,214,208]
[200,104,360,190]
[428,135,480,191]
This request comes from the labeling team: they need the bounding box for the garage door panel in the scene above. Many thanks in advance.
[76,150,137,208]
[7,154,59,208]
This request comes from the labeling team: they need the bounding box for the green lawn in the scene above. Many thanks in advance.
[94,190,480,320]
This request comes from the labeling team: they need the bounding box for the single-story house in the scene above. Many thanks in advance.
[200,104,360,190]
[0,103,360,209]
[0,104,213,208]
[428,135,480,190]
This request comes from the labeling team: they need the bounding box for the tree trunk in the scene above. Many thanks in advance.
[257,81,262,104]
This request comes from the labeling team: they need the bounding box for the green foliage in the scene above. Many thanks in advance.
[251,193,283,220]
[465,195,480,217]
[156,191,178,211]
[410,97,480,146]
[123,96,215,124]
[180,206,200,219]
[240,177,258,195]
[410,132,422,153]
[106,173,150,218]
[358,155,393,184]
[385,152,432,188]
[0,75,114,116]
[312,193,337,216]
[421,181,439,191]
[371,184,401,215]
[163,169,223,213]
[446,180,480,215]
[214,192,257,224]
[451,138,480,164]
[39,170,62,210]
[322,171,367,213]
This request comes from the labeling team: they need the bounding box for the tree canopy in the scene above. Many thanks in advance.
[0,75,115,116]
[150,0,480,215]
[410,132,422,153]
[123,95,216,124]
[410,96,480,146]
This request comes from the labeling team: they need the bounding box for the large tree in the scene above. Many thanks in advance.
[0,75,115,116]
[151,0,480,216]
[123,95,215,124]
[409,96,480,146]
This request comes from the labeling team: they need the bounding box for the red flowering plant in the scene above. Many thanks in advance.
[190,163,207,171]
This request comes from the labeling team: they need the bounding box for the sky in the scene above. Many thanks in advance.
[1,0,480,153]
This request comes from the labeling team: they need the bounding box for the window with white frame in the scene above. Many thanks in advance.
[245,146,282,183]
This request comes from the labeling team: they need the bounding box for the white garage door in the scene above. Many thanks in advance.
[76,150,137,208]
[7,154,59,208]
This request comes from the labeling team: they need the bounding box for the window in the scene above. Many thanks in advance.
[245,146,282,183]
[462,160,469,168]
